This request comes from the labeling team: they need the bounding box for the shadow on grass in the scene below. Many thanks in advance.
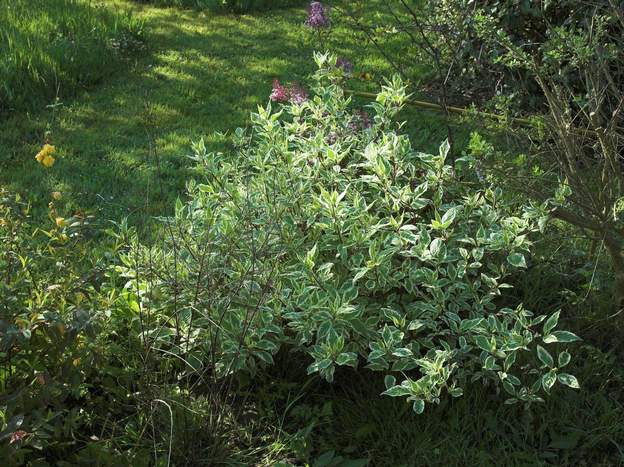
[0,1,458,237]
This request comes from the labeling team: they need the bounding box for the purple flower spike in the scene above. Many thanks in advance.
[305,1,330,29]
[270,79,289,103]
[336,57,353,74]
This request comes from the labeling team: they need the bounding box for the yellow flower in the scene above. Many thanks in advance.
[51,191,62,200]
[42,155,55,168]
[55,217,66,228]
[35,144,56,166]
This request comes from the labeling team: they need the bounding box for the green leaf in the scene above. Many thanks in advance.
[255,350,274,365]
[392,348,413,358]
[439,139,451,162]
[384,375,396,389]
[557,373,580,389]
[460,318,483,333]
[558,351,571,368]
[542,370,557,392]
[543,311,560,336]
[336,352,358,367]
[352,267,370,284]
[474,335,492,352]
[440,207,457,227]
[382,385,411,397]
[502,380,516,396]
[448,387,463,397]
[412,399,425,414]
[543,331,581,343]
[506,252,527,268]
[429,238,443,256]
[537,345,554,368]
[504,351,517,371]
[484,355,497,370]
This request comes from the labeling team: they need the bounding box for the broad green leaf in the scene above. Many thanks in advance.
[502,380,516,396]
[441,207,457,227]
[382,385,411,397]
[543,311,560,336]
[537,345,554,368]
[543,331,581,344]
[430,238,443,256]
[506,252,527,268]
[392,348,413,358]
[412,399,425,414]
[460,318,483,333]
[542,370,557,392]
[504,351,517,371]
[557,373,580,389]
[558,351,571,368]
[474,335,491,352]
[336,352,358,367]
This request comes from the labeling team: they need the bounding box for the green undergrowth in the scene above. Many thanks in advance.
[255,343,623,466]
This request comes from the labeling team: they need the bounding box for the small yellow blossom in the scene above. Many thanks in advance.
[55,217,66,228]
[51,191,62,200]
[42,155,56,168]
[35,144,56,167]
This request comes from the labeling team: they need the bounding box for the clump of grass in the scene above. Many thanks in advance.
[0,0,144,114]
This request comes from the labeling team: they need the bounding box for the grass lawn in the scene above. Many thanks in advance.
[0,0,452,236]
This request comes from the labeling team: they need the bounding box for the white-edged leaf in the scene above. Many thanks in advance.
[557,373,580,389]
[543,311,560,336]
[543,331,581,344]
[507,252,527,268]
[537,345,554,368]
[558,351,571,368]
[412,399,425,414]
[542,370,557,392]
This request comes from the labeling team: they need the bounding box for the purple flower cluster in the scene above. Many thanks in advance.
[336,57,353,74]
[270,79,308,105]
[305,1,330,29]
[270,79,289,103]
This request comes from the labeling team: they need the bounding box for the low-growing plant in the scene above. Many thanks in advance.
[123,53,581,415]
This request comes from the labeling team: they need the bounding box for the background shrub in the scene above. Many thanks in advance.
[0,0,144,114]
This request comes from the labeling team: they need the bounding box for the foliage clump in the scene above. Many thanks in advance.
[126,53,580,414]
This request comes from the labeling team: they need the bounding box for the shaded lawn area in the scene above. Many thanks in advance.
[0,0,453,236]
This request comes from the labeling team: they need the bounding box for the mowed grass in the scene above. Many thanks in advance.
[0,0,454,236]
